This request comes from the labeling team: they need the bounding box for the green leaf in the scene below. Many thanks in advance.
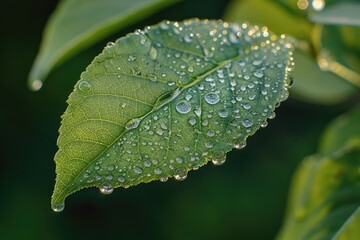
[28,0,179,91]
[277,107,360,240]
[310,2,360,27]
[320,105,360,155]
[290,50,356,104]
[277,147,360,240]
[51,19,295,211]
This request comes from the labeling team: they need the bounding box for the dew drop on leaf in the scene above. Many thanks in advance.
[176,100,192,114]
[52,202,65,212]
[99,183,114,194]
[205,92,220,105]
[78,80,91,92]
[174,168,187,181]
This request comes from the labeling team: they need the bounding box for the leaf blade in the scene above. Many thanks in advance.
[28,0,179,90]
[52,19,295,211]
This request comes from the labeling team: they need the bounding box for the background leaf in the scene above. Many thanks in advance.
[277,106,360,240]
[52,19,295,211]
[28,0,179,91]
[310,1,360,27]
[290,50,356,104]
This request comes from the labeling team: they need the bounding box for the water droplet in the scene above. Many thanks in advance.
[234,141,246,149]
[188,116,197,126]
[150,47,157,60]
[132,67,141,76]
[99,183,113,194]
[205,142,214,148]
[218,108,228,118]
[134,166,143,174]
[31,79,43,91]
[106,42,114,47]
[117,176,125,183]
[149,73,158,82]
[125,118,141,129]
[269,112,276,119]
[176,157,184,163]
[194,106,201,117]
[242,103,252,110]
[176,100,191,114]
[52,202,65,212]
[155,168,162,175]
[211,150,226,166]
[253,70,264,78]
[207,130,215,137]
[261,121,268,128]
[78,81,92,92]
[184,34,192,43]
[228,32,239,44]
[252,59,263,66]
[174,168,187,181]
[242,119,253,128]
[205,92,220,105]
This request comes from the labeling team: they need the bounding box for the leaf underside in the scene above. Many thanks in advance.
[52,19,295,211]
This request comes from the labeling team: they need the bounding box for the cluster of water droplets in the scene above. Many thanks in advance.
[54,19,295,211]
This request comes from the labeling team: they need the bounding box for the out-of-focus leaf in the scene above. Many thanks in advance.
[320,105,360,155]
[277,147,360,240]
[223,0,312,39]
[311,1,360,27]
[28,0,179,91]
[278,106,360,240]
[312,24,360,88]
[51,19,295,211]
[290,50,356,104]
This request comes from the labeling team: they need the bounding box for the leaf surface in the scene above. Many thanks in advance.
[52,19,294,211]
[28,0,178,90]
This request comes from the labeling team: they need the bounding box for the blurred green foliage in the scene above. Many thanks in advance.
[1,0,359,240]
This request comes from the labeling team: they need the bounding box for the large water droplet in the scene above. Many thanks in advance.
[176,100,191,114]
[218,108,228,118]
[205,92,220,105]
[134,166,143,174]
[126,118,141,129]
[242,119,253,128]
[174,168,187,181]
[78,81,92,92]
[99,183,113,194]
[31,79,43,91]
[52,202,65,212]
[234,141,246,149]
[211,150,226,166]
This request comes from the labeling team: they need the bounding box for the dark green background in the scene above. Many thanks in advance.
[0,0,352,239]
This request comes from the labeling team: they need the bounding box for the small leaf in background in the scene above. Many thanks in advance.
[277,106,360,240]
[310,1,360,27]
[28,0,179,91]
[320,105,360,155]
[290,50,356,104]
[51,19,295,211]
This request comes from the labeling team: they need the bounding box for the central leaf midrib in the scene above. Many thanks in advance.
[54,50,244,203]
